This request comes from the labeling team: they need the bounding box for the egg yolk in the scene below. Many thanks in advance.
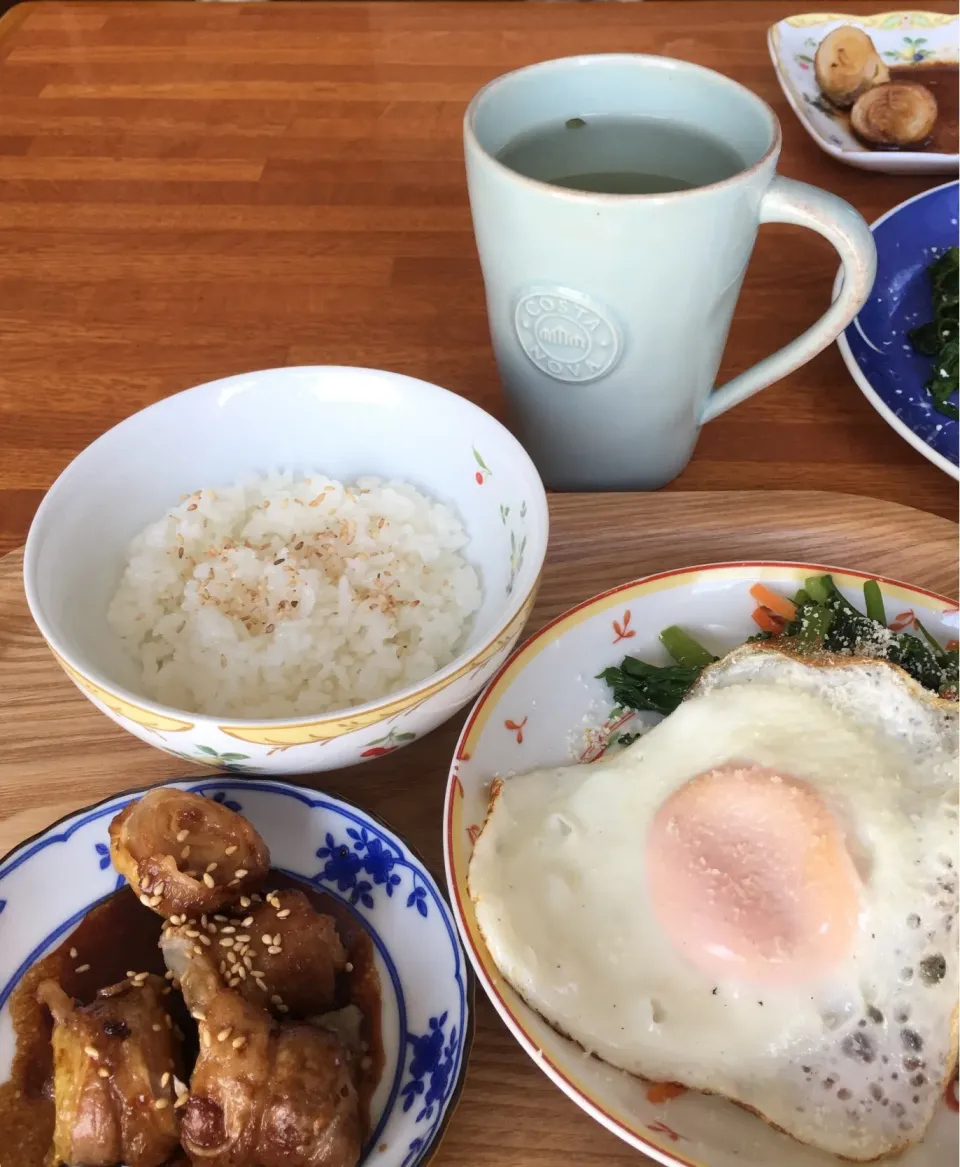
[646,763,860,985]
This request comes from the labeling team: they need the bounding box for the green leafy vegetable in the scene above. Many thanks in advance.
[909,246,959,421]
[599,574,958,718]
[863,579,886,626]
[659,626,717,669]
[793,602,833,649]
[797,575,956,695]
[803,575,831,605]
[596,657,702,717]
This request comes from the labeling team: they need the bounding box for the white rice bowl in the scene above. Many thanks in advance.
[108,472,482,719]
[25,365,549,774]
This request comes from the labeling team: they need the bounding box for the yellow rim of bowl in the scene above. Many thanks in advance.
[53,579,541,746]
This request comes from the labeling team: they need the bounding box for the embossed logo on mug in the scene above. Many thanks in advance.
[514,289,621,384]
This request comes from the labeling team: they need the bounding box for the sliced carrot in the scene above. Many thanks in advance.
[752,606,786,634]
[646,1082,687,1104]
[749,584,797,622]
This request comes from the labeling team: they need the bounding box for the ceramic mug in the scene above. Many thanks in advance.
[464,55,877,490]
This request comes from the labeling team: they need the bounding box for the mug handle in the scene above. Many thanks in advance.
[700,176,876,424]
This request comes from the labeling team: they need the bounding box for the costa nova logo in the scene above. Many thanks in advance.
[514,289,621,384]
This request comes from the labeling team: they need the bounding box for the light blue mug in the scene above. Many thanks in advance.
[464,55,877,490]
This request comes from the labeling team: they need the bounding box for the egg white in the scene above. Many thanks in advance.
[468,650,959,1161]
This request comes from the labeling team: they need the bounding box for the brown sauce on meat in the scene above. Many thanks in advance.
[0,876,382,1167]
[268,872,384,1124]
[0,888,179,1167]
[887,64,959,153]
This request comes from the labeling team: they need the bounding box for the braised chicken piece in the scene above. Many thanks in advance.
[175,949,361,1167]
[110,788,269,919]
[37,975,183,1167]
[239,890,347,1017]
[160,889,347,1020]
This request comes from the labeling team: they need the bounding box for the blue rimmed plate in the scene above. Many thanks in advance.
[835,180,959,480]
[0,777,473,1167]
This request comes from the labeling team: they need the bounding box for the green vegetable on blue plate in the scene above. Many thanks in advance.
[909,246,958,421]
[598,574,958,718]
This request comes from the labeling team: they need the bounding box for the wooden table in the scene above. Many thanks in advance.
[0,0,957,552]
[0,5,957,1166]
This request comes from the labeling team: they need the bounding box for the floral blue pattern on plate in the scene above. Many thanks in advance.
[836,180,959,480]
[0,778,473,1167]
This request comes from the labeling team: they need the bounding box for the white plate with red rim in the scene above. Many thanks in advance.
[443,562,959,1167]
[768,11,960,175]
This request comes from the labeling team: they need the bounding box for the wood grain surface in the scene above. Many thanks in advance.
[0,0,958,557]
[1,490,957,1165]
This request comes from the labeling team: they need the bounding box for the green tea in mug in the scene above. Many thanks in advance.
[495,113,746,195]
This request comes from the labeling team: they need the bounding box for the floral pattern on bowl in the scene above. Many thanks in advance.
[444,562,959,1167]
[768,11,959,174]
[0,777,474,1167]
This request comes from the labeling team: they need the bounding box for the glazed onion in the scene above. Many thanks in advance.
[814,26,890,109]
[851,82,938,148]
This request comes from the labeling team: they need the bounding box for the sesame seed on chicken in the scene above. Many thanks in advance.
[168,927,361,1167]
[109,788,270,919]
[160,889,346,1021]
[37,975,182,1167]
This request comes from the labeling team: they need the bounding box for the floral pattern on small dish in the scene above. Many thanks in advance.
[884,34,940,63]
[504,717,527,744]
[769,12,959,172]
[612,609,636,644]
[312,820,439,919]
[401,1011,459,1120]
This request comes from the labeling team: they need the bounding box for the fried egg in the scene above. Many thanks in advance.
[468,647,959,1161]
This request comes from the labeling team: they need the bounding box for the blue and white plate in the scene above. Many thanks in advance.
[0,777,473,1167]
[836,180,959,480]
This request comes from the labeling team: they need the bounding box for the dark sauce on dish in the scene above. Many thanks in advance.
[0,875,382,1167]
[270,870,385,1119]
[890,64,959,152]
[841,63,959,152]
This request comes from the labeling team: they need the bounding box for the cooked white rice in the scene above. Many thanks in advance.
[107,471,482,718]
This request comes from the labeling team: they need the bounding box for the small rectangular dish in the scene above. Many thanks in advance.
[768,10,959,174]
